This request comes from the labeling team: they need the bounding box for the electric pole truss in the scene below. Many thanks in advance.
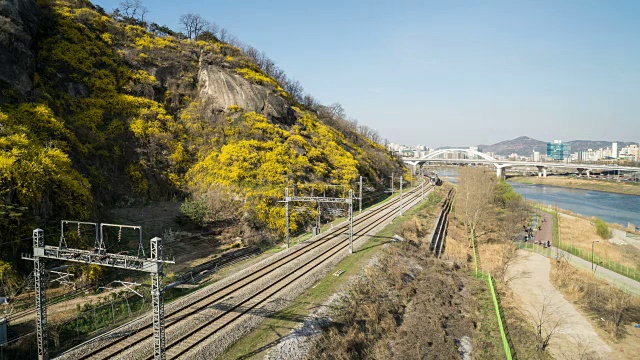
[282,189,354,253]
[22,223,174,360]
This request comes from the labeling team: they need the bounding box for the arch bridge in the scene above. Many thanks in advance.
[403,149,640,179]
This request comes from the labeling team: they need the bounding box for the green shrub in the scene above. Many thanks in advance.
[595,218,611,239]
[180,198,208,226]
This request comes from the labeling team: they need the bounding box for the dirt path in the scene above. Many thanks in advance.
[506,250,612,359]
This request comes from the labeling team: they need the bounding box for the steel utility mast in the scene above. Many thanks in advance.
[23,222,174,360]
[282,186,354,253]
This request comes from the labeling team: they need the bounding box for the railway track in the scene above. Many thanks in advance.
[58,185,431,360]
[160,188,428,359]
[430,189,454,257]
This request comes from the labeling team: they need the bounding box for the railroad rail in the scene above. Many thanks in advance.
[430,189,454,257]
[58,185,430,359]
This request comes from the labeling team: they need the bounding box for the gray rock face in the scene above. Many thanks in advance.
[198,65,296,124]
[0,0,39,95]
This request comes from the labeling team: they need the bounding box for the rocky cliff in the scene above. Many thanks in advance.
[0,0,39,94]
[198,64,295,124]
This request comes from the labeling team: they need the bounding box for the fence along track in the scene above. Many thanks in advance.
[430,189,454,257]
[158,188,428,359]
[65,185,429,359]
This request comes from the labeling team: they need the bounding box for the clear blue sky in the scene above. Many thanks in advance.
[94,0,640,148]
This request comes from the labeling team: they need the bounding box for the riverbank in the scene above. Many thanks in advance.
[510,176,640,196]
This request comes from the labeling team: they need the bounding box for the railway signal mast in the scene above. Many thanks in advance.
[22,222,174,360]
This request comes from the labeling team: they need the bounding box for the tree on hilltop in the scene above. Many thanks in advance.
[180,13,210,40]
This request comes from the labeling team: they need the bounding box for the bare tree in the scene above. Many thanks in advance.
[329,103,346,119]
[118,0,143,18]
[499,243,523,284]
[557,334,602,360]
[139,5,149,22]
[243,45,260,63]
[284,79,304,101]
[179,13,210,40]
[456,167,496,246]
[219,27,228,42]
[523,289,566,352]
[501,198,528,244]
[605,290,631,338]
[208,23,220,37]
[302,94,317,108]
[271,67,286,84]
[260,52,276,76]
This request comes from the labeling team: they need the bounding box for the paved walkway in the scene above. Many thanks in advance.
[524,213,640,295]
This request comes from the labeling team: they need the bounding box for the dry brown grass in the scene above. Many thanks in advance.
[446,207,543,358]
[559,215,640,269]
[444,223,471,266]
[550,259,640,358]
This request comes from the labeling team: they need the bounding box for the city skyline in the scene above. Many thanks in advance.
[389,139,639,162]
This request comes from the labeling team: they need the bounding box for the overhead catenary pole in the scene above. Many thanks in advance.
[280,186,352,247]
[410,166,413,188]
[150,237,166,360]
[33,229,48,360]
[349,189,354,254]
[391,172,394,194]
[316,201,321,234]
[421,172,425,200]
[285,187,290,248]
[358,176,363,213]
[399,176,403,216]
[24,225,174,360]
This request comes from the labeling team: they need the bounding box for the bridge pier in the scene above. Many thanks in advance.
[536,166,547,178]
[496,167,505,180]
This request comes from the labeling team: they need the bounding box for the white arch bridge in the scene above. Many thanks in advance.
[403,148,640,179]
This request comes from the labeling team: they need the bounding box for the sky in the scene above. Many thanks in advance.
[94,0,640,148]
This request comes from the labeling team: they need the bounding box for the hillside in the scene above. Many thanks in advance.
[477,136,545,156]
[0,0,401,280]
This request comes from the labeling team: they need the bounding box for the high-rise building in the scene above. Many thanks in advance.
[612,142,618,159]
[546,140,571,161]
[533,150,540,162]
[630,144,639,161]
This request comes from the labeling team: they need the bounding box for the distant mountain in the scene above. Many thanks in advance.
[438,137,636,157]
[477,136,545,156]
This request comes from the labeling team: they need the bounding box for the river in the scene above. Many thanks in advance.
[428,167,640,227]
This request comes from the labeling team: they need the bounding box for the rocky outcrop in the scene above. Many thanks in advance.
[0,0,39,95]
[198,65,296,125]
